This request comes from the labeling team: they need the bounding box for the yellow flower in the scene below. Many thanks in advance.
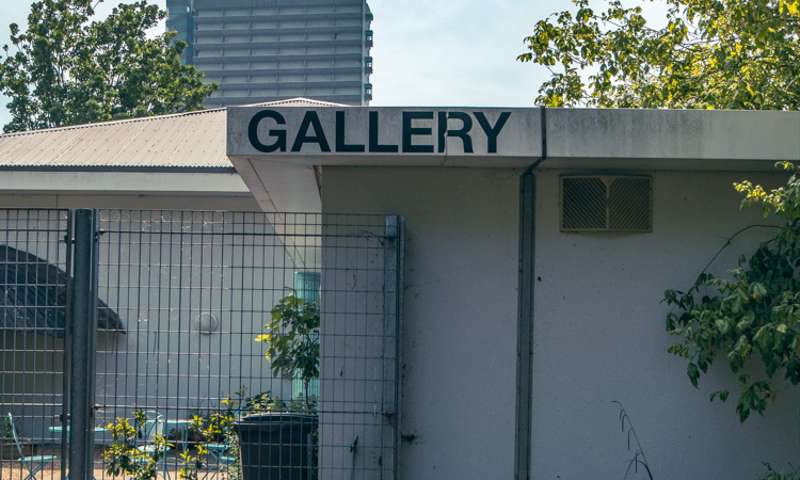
[255,333,273,343]
[779,161,795,171]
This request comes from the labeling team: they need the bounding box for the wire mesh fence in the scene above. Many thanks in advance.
[0,209,402,480]
[0,209,71,480]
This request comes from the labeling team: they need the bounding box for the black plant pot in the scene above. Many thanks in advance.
[234,413,318,480]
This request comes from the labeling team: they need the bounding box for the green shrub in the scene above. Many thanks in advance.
[103,410,173,480]
[760,465,800,480]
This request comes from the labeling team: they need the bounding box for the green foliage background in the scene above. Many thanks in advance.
[518,0,800,109]
[0,0,216,133]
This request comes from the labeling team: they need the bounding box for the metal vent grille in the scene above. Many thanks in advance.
[561,175,652,232]
[561,177,607,230]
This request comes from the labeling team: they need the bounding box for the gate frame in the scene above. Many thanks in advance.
[384,215,405,478]
[59,210,74,480]
[51,209,406,480]
[67,209,99,480]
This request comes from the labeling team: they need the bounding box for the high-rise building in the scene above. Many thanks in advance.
[166,0,374,107]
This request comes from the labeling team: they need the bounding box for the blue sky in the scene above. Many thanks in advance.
[0,0,668,126]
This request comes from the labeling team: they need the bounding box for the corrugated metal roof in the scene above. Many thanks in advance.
[0,97,344,170]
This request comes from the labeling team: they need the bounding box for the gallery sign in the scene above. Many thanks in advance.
[227,107,542,160]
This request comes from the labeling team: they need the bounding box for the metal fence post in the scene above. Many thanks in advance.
[60,210,74,480]
[384,215,405,479]
[68,209,99,480]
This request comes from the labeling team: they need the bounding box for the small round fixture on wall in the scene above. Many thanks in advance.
[194,312,219,335]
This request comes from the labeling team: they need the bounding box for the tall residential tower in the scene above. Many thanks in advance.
[166,0,373,106]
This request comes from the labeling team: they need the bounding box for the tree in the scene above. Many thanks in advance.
[517,0,800,109]
[0,0,216,133]
[256,294,320,412]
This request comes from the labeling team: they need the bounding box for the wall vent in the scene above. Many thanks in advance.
[560,175,652,232]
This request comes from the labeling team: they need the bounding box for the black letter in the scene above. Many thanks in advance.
[335,111,365,152]
[248,110,287,153]
[474,111,511,154]
[402,111,434,153]
[369,111,399,153]
[437,112,474,153]
[291,111,331,152]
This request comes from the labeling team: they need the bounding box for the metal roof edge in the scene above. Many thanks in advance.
[0,165,238,174]
[0,108,227,139]
[0,97,345,139]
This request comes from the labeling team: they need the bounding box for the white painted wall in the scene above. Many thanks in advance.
[321,166,520,480]
[321,165,800,480]
[532,169,800,479]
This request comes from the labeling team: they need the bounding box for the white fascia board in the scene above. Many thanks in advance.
[0,171,251,195]
[545,108,800,162]
[227,106,800,169]
[227,107,542,163]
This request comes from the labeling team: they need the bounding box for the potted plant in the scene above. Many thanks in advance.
[235,293,319,480]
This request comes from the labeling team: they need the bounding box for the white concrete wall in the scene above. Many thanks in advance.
[532,169,800,479]
[321,165,800,480]
[321,167,520,480]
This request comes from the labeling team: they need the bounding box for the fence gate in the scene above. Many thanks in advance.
[0,209,403,480]
[0,210,73,480]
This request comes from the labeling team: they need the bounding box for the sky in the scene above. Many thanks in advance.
[0,0,669,125]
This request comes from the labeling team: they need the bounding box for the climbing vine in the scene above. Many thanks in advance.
[665,161,800,422]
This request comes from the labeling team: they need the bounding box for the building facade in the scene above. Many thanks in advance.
[4,103,799,479]
[166,0,374,107]
[228,106,800,480]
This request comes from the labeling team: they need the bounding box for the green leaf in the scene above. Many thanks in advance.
[710,390,730,403]
[714,318,729,335]
[687,363,700,387]
[519,0,800,110]
[0,0,217,133]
